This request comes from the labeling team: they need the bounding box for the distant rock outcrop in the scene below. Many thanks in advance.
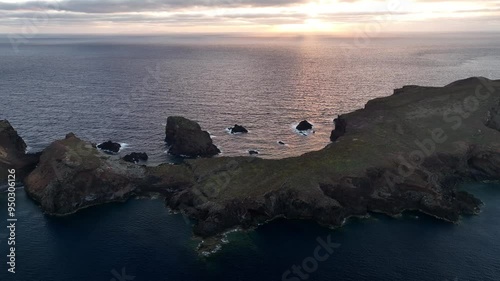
[330,115,347,142]
[0,120,40,181]
[296,120,313,131]
[165,116,220,158]
[229,124,248,134]
[123,152,148,164]
[97,141,121,153]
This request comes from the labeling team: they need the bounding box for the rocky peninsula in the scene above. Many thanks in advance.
[2,77,500,254]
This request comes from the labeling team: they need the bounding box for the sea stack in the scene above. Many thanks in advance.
[165,116,220,158]
[0,120,40,181]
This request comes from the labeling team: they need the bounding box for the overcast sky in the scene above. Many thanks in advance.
[0,0,499,34]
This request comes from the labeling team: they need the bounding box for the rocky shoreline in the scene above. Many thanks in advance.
[2,77,500,254]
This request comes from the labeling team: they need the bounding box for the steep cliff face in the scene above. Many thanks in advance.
[24,133,146,215]
[330,115,347,142]
[0,120,39,182]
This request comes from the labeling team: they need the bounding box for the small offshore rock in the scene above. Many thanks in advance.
[229,124,248,134]
[0,120,40,181]
[97,141,121,153]
[123,152,148,164]
[296,120,313,131]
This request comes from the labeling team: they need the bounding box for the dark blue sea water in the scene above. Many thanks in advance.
[1,183,500,281]
[1,34,500,280]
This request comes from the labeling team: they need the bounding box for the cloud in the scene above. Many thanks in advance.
[0,0,309,13]
[0,0,499,33]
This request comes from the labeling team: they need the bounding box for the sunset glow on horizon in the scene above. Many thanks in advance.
[0,0,499,34]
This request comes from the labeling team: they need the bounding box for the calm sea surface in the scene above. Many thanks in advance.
[1,34,500,161]
[1,34,500,280]
[1,184,500,281]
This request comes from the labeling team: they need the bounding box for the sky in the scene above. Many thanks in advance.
[0,0,499,34]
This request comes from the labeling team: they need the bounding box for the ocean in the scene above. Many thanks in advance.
[1,184,500,281]
[1,34,500,280]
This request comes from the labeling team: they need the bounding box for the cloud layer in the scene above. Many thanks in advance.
[1,0,310,13]
[0,0,499,33]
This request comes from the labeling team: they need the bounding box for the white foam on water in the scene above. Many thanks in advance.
[119,143,129,151]
[295,129,313,136]
[277,141,290,147]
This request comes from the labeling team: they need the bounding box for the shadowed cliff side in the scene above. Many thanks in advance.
[0,120,40,183]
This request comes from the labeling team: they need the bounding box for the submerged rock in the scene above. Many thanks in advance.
[229,124,248,134]
[165,116,220,158]
[296,120,313,131]
[123,152,148,164]
[0,120,40,181]
[97,141,121,153]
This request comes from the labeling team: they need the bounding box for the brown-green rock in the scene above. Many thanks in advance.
[0,120,39,182]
